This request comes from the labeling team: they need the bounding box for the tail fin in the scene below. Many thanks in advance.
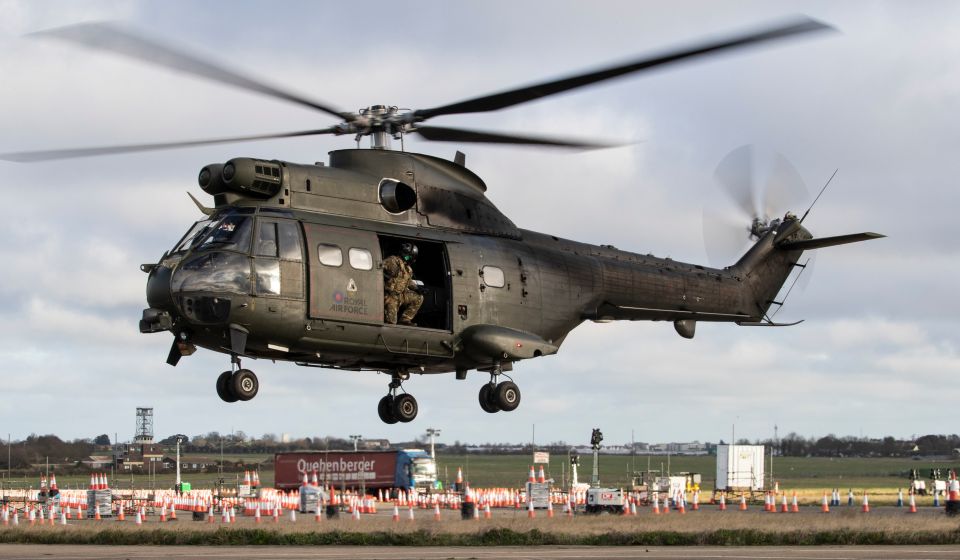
[732,216,885,322]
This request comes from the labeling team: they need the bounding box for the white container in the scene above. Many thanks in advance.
[716,445,765,491]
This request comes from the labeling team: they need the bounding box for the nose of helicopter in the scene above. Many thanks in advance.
[145,263,175,311]
[140,264,176,333]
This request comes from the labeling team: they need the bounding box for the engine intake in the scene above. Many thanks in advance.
[199,158,283,199]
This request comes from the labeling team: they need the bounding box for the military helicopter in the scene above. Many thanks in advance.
[2,17,883,424]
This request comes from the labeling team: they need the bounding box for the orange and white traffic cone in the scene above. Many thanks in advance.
[160,504,167,522]
[861,493,870,513]
[485,502,492,519]
[692,490,700,511]
[718,494,727,511]
[392,503,400,522]
[289,508,296,523]
[791,492,799,513]
[434,503,441,521]
[547,499,554,518]
[117,504,125,522]
[538,466,546,484]
[780,493,788,513]
[528,466,536,484]
[821,493,830,513]
[254,505,261,523]
[408,504,415,521]
[908,492,918,514]
[739,495,747,511]
[135,509,142,526]
[527,498,535,519]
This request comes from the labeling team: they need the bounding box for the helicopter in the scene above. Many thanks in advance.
[1,17,883,424]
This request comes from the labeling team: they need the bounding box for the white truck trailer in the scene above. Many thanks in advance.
[716,444,765,492]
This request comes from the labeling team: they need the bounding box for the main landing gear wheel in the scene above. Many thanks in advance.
[477,366,521,413]
[494,381,521,411]
[378,395,399,424]
[378,371,418,423]
[216,363,258,403]
[216,371,239,403]
[232,369,259,401]
[478,383,500,413]
[392,394,418,423]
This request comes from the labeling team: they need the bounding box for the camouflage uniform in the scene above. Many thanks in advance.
[383,254,423,324]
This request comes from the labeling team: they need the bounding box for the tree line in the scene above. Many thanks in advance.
[1,432,958,471]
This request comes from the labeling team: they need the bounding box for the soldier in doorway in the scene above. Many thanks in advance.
[383,242,423,325]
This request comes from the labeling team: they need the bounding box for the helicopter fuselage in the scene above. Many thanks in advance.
[141,149,805,376]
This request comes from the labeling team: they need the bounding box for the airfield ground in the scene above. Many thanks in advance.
[13,454,959,507]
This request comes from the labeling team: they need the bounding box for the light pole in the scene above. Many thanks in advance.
[425,428,441,460]
[349,435,362,452]
[175,436,183,489]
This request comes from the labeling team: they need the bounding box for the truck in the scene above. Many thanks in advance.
[274,449,437,492]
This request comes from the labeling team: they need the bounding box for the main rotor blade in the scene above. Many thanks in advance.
[414,125,619,149]
[0,128,338,162]
[30,22,351,121]
[415,17,832,120]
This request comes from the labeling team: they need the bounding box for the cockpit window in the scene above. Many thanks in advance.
[172,219,214,253]
[196,215,253,253]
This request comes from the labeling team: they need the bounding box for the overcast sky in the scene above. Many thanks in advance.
[0,0,956,449]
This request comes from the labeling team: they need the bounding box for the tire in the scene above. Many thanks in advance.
[494,381,521,411]
[378,395,399,424]
[392,394,418,423]
[478,384,500,413]
[231,369,259,401]
[216,371,238,403]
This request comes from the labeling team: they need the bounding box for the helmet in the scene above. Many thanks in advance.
[400,243,418,262]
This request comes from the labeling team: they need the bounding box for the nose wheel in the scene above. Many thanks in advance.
[215,358,259,403]
[478,367,521,413]
[378,372,418,424]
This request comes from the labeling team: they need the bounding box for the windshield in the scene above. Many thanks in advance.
[172,218,215,253]
[195,215,253,252]
[411,458,436,480]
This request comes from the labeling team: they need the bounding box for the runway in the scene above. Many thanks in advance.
[2,545,960,559]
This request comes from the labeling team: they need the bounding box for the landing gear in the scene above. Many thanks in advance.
[378,371,418,424]
[477,366,521,413]
[215,357,258,403]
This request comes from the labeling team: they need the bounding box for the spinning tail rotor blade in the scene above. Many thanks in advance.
[763,152,809,221]
[30,22,351,121]
[703,208,750,267]
[713,144,758,220]
[0,128,338,162]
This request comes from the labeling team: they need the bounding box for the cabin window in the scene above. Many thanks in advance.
[481,266,505,288]
[317,244,343,267]
[256,222,278,257]
[277,221,302,261]
[349,248,373,271]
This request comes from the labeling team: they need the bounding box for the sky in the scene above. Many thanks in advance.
[0,0,957,449]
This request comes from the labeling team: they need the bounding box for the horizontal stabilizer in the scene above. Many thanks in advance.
[778,232,885,251]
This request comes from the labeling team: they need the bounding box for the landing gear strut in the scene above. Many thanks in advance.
[378,371,418,424]
[478,365,521,413]
[215,356,258,403]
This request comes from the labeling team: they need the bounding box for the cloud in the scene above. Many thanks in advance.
[0,1,955,446]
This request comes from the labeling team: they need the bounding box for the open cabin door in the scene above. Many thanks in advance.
[303,224,383,324]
